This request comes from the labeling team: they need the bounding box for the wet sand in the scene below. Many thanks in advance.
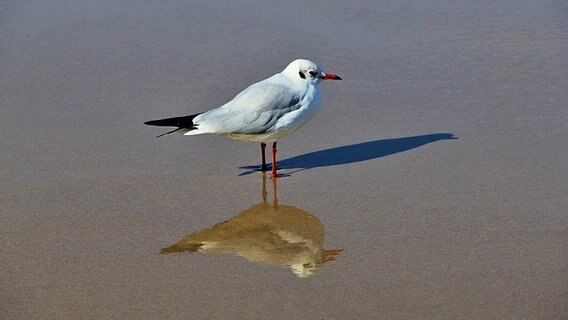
[1,1,567,319]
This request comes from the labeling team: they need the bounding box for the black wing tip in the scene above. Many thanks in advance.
[144,120,161,126]
[144,113,202,128]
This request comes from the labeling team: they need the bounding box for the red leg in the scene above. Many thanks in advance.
[271,141,278,178]
[260,142,267,172]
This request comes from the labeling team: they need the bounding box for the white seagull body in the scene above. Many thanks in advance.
[145,59,341,177]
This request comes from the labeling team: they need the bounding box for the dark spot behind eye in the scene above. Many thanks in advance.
[299,71,306,79]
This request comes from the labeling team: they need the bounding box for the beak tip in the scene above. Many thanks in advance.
[322,73,342,80]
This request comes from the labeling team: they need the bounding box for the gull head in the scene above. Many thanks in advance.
[282,59,342,85]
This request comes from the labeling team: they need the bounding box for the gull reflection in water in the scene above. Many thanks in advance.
[161,174,342,277]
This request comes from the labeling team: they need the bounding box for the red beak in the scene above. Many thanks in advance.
[322,73,342,80]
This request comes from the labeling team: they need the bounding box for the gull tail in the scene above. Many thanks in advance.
[144,113,201,138]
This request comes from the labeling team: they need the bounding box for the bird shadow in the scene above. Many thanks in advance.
[239,133,457,176]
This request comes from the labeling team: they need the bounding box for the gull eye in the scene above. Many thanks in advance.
[308,70,317,77]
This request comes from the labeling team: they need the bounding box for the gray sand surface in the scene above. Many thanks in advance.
[1,1,567,319]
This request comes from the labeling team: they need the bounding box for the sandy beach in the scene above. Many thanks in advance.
[1,1,567,319]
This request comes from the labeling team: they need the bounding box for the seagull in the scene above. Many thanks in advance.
[144,59,342,177]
